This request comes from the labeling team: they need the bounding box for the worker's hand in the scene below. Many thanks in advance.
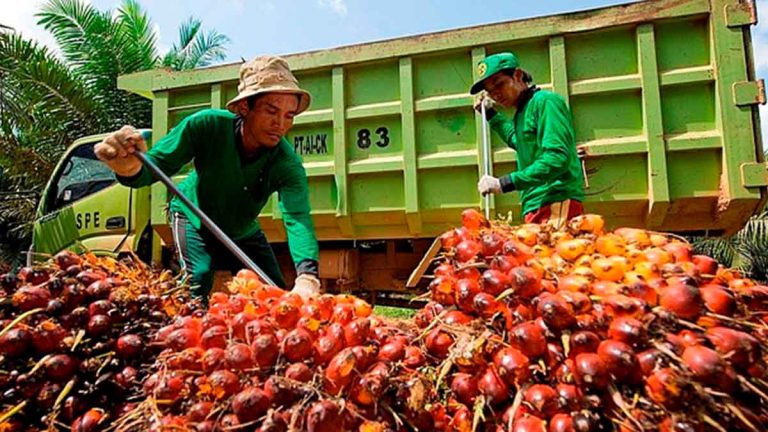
[473,92,496,115]
[577,145,588,160]
[94,125,147,177]
[291,274,322,302]
[478,175,502,196]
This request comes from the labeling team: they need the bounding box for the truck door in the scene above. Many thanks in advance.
[32,139,135,258]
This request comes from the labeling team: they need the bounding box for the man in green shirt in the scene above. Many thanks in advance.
[94,56,321,300]
[471,52,585,228]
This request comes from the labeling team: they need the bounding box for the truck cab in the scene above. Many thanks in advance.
[30,131,153,264]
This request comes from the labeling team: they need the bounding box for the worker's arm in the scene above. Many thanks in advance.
[504,94,574,191]
[277,160,320,277]
[98,113,200,188]
[477,109,518,196]
[488,111,518,151]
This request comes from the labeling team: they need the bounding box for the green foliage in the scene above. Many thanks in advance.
[374,305,418,319]
[693,209,768,283]
[0,0,229,268]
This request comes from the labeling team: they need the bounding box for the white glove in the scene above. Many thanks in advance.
[94,125,147,177]
[291,274,322,301]
[473,92,496,114]
[478,175,502,196]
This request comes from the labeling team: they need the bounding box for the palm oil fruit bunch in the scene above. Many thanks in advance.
[409,209,768,431]
[118,269,436,432]
[0,251,195,431]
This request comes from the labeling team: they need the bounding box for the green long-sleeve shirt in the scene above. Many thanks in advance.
[119,109,319,269]
[489,88,584,216]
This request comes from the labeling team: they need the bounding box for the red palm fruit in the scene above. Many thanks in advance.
[31,320,66,354]
[482,269,510,296]
[508,267,541,298]
[608,317,646,347]
[425,328,454,360]
[598,340,640,383]
[568,331,601,357]
[573,353,610,390]
[377,338,406,362]
[473,292,502,319]
[681,345,728,387]
[232,311,259,340]
[699,286,736,316]
[285,363,313,382]
[226,343,255,371]
[692,255,718,276]
[660,284,702,320]
[201,325,228,350]
[252,333,280,369]
[524,384,559,418]
[461,208,485,230]
[314,334,344,365]
[537,293,576,331]
[450,372,479,405]
[455,278,481,312]
[646,368,684,409]
[324,348,357,395]
[403,346,427,368]
[491,255,519,273]
[305,400,343,432]
[232,387,271,423]
[116,334,143,359]
[481,232,504,257]
[271,299,301,329]
[509,321,547,358]
[208,370,241,399]
[493,347,531,386]
[430,276,457,306]
[282,328,314,363]
[456,240,482,263]
[705,326,761,370]
[201,347,227,374]
[343,317,370,347]
[478,366,509,405]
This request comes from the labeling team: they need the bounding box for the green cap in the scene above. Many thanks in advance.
[469,52,520,94]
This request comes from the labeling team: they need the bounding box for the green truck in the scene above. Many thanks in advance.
[31,0,765,295]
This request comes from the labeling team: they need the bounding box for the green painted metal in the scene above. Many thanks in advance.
[31,133,152,258]
[741,162,768,188]
[92,0,764,251]
[733,80,766,106]
[638,24,670,229]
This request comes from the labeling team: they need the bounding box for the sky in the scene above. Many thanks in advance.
[1,0,766,147]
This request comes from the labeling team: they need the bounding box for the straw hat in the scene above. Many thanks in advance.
[226,56,311,114]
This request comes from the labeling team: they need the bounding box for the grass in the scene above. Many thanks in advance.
[373,305,417,319]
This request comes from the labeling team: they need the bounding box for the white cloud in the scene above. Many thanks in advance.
[152,22,170,57]
[0,0,67,54]
[754,1,767,151]
[318,0,347,17]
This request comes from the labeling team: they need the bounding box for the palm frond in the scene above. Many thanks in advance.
[0,31,100,166]
[162,17,202,70]
[114,0,158,71]
[161,17,228,70]
[1,0,230,265]
[184,28,229,68]
[692,236,738,268]
[36,0,111,69]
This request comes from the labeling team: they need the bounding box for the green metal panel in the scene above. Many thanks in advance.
[31,133,152,258]
[116,0,765,241]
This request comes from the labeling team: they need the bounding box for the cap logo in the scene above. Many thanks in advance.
[478,63,488,77]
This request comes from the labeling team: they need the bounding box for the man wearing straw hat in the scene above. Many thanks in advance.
[471,52,585,227]
[94,56,321,300]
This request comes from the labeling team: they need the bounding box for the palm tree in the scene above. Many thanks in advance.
[693,210,768,283]
[692,148,768,283]
[0,0,229,266]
